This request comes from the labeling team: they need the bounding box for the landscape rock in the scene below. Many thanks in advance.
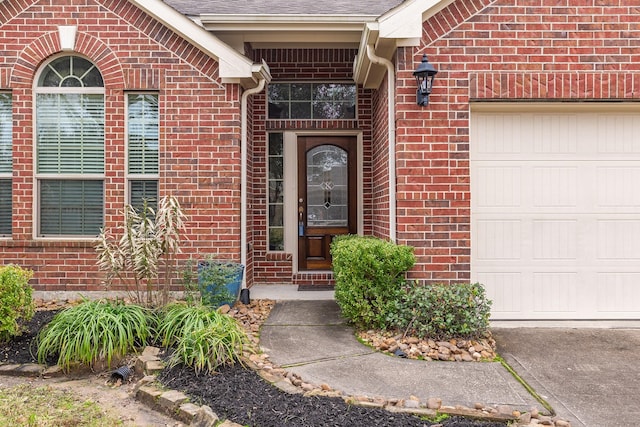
[426,397,442,409]
[190,405,219,427]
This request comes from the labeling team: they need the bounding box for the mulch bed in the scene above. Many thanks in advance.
[0,309,59,365]
[158,363,507,427]
[1,310,507,427]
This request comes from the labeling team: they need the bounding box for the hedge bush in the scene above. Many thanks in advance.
[387,282,492,340]
[0,265,35,343]
[331,235,415,330]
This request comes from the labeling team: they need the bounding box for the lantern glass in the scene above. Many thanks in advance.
[412,54,438,106]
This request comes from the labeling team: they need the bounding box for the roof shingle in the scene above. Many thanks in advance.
[164,0,403,16]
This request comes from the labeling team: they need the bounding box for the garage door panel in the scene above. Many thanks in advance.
[597,273,640,313]
[533,114,579,154]
[533,220,578,260]
[475,220,521,260]
[471,106,640,320]
[476,272,523,314]
[533,166,578,207]
[475,166,521,208]
[597,115,640,154]
[532,272,578,314]
[597,220,640,260]
[597,167,640,208]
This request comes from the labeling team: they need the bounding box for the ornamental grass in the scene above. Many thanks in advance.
[157,302,247,374]
[36,299,152,372]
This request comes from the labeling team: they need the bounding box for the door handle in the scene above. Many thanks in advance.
[298,203,304,236]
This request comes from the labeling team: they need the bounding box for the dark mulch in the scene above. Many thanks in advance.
[158,364,507,427]
[2,310,507,427]
[0,310,59,365]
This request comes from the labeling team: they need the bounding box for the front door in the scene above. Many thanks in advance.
[298,136,357,270]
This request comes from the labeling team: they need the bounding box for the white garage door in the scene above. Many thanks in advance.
[471,104,640,320]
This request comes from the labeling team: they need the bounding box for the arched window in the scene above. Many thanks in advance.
[35,55,104,237]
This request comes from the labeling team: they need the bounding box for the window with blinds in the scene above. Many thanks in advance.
[127,93,159,213]
[36,94,104,174]
[0,92,11,236]
[35,56,104,237]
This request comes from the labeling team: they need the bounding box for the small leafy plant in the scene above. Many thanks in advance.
[388,282,492,341]
[331,235,415,330]
[197,259,242,307]
[181,257,241,307]
[0,265,35,343]
[36,299,153,371]
[157,302,247,374]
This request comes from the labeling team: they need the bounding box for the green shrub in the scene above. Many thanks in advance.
[388,282,492,340]
[156,303,246,374]
[36,299,153,371]
[331,235,415,330]
[0,265,35,343]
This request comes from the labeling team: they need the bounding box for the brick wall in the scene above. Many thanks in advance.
[370,72,391,239]
[394,0,640,283]
[249,48,373,285]
[0,0,243,291]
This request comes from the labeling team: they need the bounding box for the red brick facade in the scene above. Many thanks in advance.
[393,0,640,283]
[0,0,243,291]
[2,0,639,292]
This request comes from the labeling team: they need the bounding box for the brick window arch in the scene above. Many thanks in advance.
[35,55,105,237]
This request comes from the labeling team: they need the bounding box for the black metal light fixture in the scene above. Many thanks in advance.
[413,54,438,106]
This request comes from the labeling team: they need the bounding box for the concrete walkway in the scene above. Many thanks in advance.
[258,298,542,415]
[251,284,640,427]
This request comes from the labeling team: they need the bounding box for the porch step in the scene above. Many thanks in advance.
[249,284,334,301]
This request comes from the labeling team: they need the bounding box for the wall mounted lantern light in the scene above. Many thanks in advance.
[413,54,438,106]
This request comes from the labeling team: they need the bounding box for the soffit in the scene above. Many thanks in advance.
[196,14,378,49]
[164,0,403,49]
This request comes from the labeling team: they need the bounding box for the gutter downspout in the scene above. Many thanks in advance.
[240,78,267,288]
[366,44,397,243]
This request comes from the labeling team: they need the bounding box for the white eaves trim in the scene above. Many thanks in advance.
[377,0,454,45]
[354,0,454,87]
[129,0,269,86]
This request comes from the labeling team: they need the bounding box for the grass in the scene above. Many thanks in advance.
[494,355,555,415]
[0,384,125,426]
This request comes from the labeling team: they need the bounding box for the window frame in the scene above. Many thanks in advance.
[267,82,357,121]
[33,54,105,240]
[126,92,159,212]
[267,132,285,252]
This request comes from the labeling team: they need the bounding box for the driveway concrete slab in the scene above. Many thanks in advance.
[493,328,640,427]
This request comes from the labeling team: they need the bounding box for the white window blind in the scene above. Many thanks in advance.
[36,93,104,174]
[128,93,158,174]
[0,93,11,236]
